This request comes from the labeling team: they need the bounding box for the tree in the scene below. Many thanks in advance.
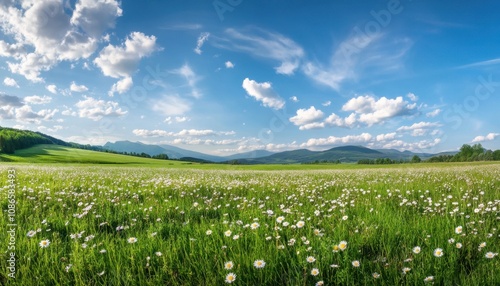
[411,155,421,163]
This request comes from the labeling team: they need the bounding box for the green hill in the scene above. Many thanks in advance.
[0,144,188,166]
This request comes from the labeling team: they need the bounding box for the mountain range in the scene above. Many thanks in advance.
[102,140,457,164]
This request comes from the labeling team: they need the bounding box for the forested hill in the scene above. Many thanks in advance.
[0,126,79,154]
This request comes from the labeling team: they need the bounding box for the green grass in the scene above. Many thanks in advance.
[0,163,499,285]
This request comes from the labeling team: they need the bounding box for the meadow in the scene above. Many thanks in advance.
[0,162,499,285]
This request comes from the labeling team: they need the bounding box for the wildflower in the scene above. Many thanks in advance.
[98,270,105,276]
[402,267,411,274]
[99,249,106,253]
[316,281,324,286]
[433,248,444,257]
[485,252,497,259]
[455,226,463,234]
[479,242,486,248]
[65,264,72,272]
[225,273,236,283]
[311,268,320,276]
[27,230,36,237]
[233,235,240,240]
[456,243,463,249]
[296,221,305,228]
[224,261,234,270]
[276,216,285,223]
[448,238,455,244]
[342,215,348,220]
[155,251,162,256]
[338,240,347,251]
[250,222,260,230]
[352,260,360,267]
[306,256,316,263]
[224,230,232,237]
[330,264,339,268]
[413,246,421,254]
[254,259,266,269]
[332,244,339,252]
[206,230,212,235]
[372,272,380,279]
[39,239,50,248]
[127,237,138,244]
[424,276,434,283]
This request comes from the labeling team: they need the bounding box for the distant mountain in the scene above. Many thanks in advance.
[103,141,168,156]
[223,150,275,161]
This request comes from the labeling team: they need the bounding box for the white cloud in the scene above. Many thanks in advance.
[94,31,158,94]
[397,121,441,137]
[133,128,233,138]
[382,138,441,151]
[225,61,234,68]
[322,100,331,107]
[164,116,190,124]
[109,76,133,96]
[194,32,209,55]
[46,84,58,94]
[3,77,19,87]
[0,93,23,120]
[0,0,122,81]
[173,64,201,98]
[152,95,191,116]
[289,96,299,102]
[14,105,58,124]
[289,106,324,129]
[342,95,415,126]
[24,95,52,105]
[407,92,418,102]
[301,133,373,148]
[242,78,285,110]
[376,132,397,142]
[472,133,499,143]
[218,28,304,75]
[70,81,88,92]
[74,96,127,121]
[426,108,441,118]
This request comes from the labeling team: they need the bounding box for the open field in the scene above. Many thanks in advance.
[1,163,499,285]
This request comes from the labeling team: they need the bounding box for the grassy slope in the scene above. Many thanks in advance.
[0,144,190,166]
[1,144,499,170]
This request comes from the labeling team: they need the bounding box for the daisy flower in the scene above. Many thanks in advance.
[311,268,320,276]
[485,252,497,259]
[413,246,421,254]
[306,256,316,263]
[296,221,305,228]
[316,281,324,286]
[39,239,50,248]
[455,226,463,234]
[276,216,285,223]
[352,260,360,267]
[254,259,266,269]
[456,243,463,249]
[250,222,260,230]
[433,248,444,257]
[372,272,380,279]
[402,267,411,274]
[332,244,339,252]
[27,230,36,238]
[424,276,434,283]
[224,261,234,270]
[127,237,138,244]
[224,230,232,237]
[155,251,162,256]
[338,241,348,251]
[225,273,236,283]
[206,230,212,235]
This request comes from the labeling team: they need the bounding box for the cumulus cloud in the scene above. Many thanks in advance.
[382,138,441,151]
[133,128,233,138]
[74,96,127,121]
[289,106,324,130]
[217,28,304,75]
[225,61,234,68]
[397,121,441,137]
[109,76,133,96]
[24,95,52,105]
[0,0,122,81]
[426,108,441,118]
[376,132,397,142]
[472,133,499,143]
[46,84,58,94]
[407,92,418,102]
[3,77,19,87]
[194,32,209,55]
[289,96,299,103]
[70,81,88,92]
[94,31,158,95]
[301,133,373,148]
[164,116,190,124]
[242,78,285,110]
[342,95,416,126]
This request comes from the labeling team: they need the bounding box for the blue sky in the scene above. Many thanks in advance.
[0,0,499,155]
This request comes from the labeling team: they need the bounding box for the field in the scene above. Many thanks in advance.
[1,162,499,285]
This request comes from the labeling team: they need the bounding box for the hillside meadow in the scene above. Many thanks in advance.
[0,162,499,285]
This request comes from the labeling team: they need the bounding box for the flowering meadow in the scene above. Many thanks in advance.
[1,163,499,285]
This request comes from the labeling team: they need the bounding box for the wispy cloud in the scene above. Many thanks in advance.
[456,58,500,69]
[194,32,210,55]
[214,27,304,75]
